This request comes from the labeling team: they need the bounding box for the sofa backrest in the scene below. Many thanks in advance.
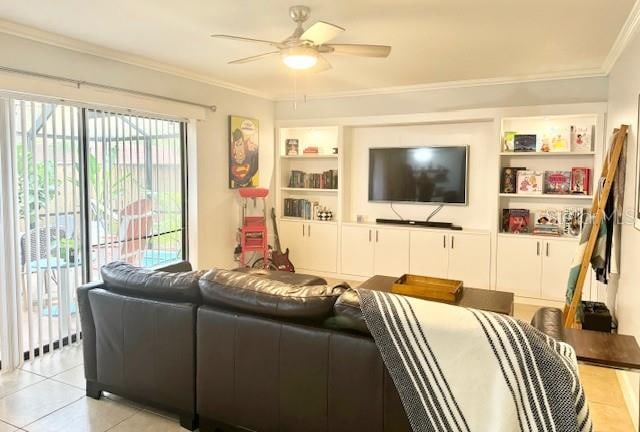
[198,269,345,320]
[101,261,204,303]
[197,305,411,432]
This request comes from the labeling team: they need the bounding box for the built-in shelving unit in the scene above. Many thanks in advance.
[498,113,600,240]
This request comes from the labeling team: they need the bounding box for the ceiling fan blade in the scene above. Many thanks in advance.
[309,55,332,73]
[301,21,344,45]
[325,44,391,57]
[228,51,280,64]
[211,34,282,47]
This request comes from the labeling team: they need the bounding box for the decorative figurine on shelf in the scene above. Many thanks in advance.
[317,207,333,221]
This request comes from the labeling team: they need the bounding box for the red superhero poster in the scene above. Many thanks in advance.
[229,116,259,188]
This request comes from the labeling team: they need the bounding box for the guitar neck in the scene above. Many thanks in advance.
[270,208,283,253]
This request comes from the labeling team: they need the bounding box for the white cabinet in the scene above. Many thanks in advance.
[340,226,410,277]
[496,235,542,298]
[541,239,576,301]
[497,235,579,300]
[448,232,491,289]
[373,228,410,277]
[410,231,491,288]
[279,220,337,273]
[409,231,449,278]
[341,225,374,276]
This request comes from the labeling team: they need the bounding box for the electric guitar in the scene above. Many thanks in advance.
[270,208,295,272]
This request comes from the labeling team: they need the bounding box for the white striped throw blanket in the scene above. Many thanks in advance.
[357,288,592,432]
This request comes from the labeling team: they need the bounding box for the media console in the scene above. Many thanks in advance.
[375,218,463,230]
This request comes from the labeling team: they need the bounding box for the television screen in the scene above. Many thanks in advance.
[368,146,468,204]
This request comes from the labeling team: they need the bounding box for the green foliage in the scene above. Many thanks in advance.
[16,143,60,227]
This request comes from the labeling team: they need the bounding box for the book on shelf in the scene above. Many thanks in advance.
[501,166,526,193]
[503,131,517,152]
[516,170,544,194]
[570,167,591,195]
[288,169,338,189]
[285,139,299,155]
[540,126,570,153]
[533,208,562,236]
[571,125,592,152]
[283,198,320,220]
[502,208,530,234]
[563,207,587,238]
[514,134,537,152]
[543,171,571,194]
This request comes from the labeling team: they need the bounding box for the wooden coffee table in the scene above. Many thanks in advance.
[359,275,514,316]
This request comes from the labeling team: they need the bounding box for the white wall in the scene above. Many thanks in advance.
[607,26,640,429]
[276,77,609,120]
[0,32,275,270]
[345,122,495,229]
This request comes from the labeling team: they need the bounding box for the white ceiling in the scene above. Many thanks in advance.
[0,0,635,99]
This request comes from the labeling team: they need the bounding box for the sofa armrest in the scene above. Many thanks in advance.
[77,281,104,381]
[531,307,565,342]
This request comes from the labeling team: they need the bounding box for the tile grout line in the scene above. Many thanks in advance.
[20,392,85,431]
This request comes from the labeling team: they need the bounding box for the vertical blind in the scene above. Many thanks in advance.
[0,98,186,370]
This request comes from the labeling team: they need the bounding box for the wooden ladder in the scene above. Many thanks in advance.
[564,124,629,328]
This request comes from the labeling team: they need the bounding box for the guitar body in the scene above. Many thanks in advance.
[271,248,295,272]
[269,208,295,272]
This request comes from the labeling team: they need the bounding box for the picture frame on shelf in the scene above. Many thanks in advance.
[286,138,299,155]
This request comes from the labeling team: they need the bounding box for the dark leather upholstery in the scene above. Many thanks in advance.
[197,305,411,432]
[325,288,371,335]
[199,269,345,319]
[79,261,411,431]
[234,267,327,286]
[531,307,566,341]
[89,289,197,415]
[101,261,204,303]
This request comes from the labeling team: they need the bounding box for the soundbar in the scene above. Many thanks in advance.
[375,218,462,230]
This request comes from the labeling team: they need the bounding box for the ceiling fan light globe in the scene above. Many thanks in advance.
[282,46,318,70]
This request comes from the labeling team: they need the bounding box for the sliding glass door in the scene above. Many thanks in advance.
[0,97,187,370]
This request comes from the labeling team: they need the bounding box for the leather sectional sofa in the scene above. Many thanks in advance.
[78,261,411,431]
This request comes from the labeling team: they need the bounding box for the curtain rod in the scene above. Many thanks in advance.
[0,65,217,112]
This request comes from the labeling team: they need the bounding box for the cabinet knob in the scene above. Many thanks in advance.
[302,224,305,237]
[536,241,540,256]
[546,242,549,257]
[451,236,455,249]
[308,224,311,237]
[376,230,379,242]
[369,229,372,242]
[443,235,446,248]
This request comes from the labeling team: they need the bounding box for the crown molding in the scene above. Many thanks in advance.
[0,19,274,100]
[273,68,607,101]
[602,0,640,74]
[1,9,637,104]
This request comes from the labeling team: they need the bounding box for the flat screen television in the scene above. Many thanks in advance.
[368,146,468,204]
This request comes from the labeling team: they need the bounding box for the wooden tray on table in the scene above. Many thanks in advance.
[391,274,463,304]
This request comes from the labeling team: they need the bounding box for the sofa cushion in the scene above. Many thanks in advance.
[199,269,345,319]
[101,261,204,304]
[233,268,327,286]
[325,289,371,335]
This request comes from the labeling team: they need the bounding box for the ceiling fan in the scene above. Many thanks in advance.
[211,5,391,72]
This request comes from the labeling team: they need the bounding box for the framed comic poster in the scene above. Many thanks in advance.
[229,115,259,189]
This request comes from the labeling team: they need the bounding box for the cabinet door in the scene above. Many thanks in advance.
[409,231,449,278]
[305,222,338,273]
[448,233,491,289]
[374,228,410,277]
[341,225,375,277]
[277,220,307,270]
[496,236,542,298]
[541,239,577,301]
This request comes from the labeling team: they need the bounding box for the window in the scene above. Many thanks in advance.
[0,97,187,367]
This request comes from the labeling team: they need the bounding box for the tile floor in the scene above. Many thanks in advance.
[0,304,635,431]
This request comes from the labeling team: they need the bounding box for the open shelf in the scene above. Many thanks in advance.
[499,193,593,200]
[281,187,338,193]
[497,232,580,242]
[281,154,338,159]
[279,216,337,224]
[500,151,596,157]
